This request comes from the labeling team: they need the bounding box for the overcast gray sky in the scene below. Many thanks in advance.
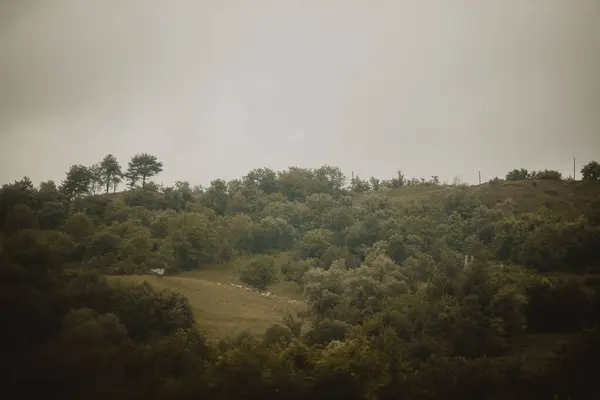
[1,0,599,187]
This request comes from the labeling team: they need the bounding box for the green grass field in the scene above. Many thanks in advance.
[355,180,600,217]
[471,179,600,217]
[114,267,306,341]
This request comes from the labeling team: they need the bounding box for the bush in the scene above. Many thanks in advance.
[305,319,350,345]
[263,324,293,346]
[239,255,278,291]
[506,168,530,181]
[531,169,562,180]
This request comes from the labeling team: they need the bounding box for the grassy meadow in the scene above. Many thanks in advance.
[114,265,306,340]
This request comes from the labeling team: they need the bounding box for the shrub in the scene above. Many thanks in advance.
[305,319,351,345]
[506,168,530,181]
[531,169,562,180]
[239,254,278,291]
[263,324,293,346]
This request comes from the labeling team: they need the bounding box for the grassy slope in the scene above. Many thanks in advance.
[472,179,600,217]
[375,179,600,217]
[115,266,305,341]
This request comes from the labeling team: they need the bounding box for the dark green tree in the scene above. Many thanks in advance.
[62,212,95,244]
[506,168,530,181]
[88,163,104,195]
[277,167,316,201]
[60,165,92,199]
[126,153,163,187]
[37,180,61,203]
[167,212,227,269]
[298,228,334,259]
[314,165,347,197]
[202,179,230,216]
[243,168,280,194]
[531,169,562,180]
[239,254,278,291]
[252,216,296,252]
[37,201,68,230]
[99,154,123,193]
[0,177,36,228]
[581,160,600,181]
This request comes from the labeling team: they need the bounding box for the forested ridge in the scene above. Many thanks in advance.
[2,154,600,399]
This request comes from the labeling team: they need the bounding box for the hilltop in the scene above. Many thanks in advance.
[378,178,600,216]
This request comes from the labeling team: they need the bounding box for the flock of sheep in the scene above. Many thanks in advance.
[218,282,299,304]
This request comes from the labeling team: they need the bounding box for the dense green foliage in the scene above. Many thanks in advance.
[238,254,279,291]
[506,168,563,181]
[582,160,600,181]
[2,157,600,399]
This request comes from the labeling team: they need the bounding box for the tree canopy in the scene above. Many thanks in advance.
[99,153,123,193]
[126,153,164,187]
[582,160,600,181]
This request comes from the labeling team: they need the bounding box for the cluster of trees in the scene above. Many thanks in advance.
[505,168,563,181]
[59,153,163,199]
[503,160,600,182]
[2,159,600,398]
[350,171,442,193]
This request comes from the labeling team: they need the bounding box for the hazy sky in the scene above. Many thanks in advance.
[1,0,599,187]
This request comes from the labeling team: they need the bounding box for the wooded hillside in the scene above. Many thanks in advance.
[2,156,600,399]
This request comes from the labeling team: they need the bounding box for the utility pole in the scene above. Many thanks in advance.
[478,171,481,185]
[574,157,576,180]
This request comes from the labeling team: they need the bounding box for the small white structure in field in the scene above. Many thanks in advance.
[150,268,165,277]
[463,255,475,269]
